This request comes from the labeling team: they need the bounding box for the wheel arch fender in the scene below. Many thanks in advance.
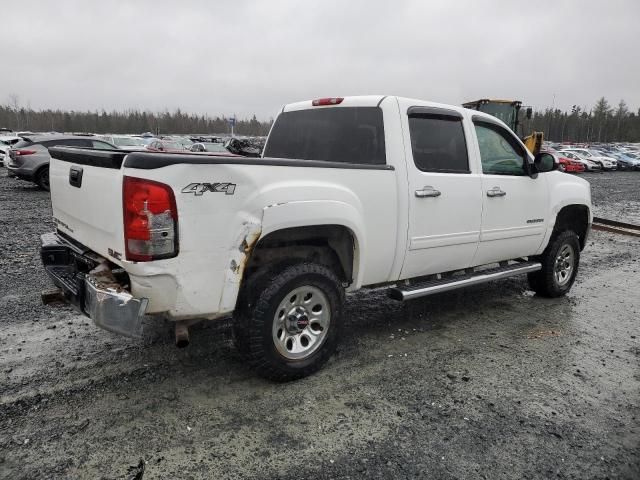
[537,200,592,254]
[259,200,366,288]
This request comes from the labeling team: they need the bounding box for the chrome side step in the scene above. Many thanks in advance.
[389,261,542,301]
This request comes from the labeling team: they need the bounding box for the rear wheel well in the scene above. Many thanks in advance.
[243,225,355,286]
[553,205,590,250]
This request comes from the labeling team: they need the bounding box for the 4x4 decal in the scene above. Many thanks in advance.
[182,182,236,196]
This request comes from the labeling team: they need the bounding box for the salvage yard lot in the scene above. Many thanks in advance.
[0,172,639,479]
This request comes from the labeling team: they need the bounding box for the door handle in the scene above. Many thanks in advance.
[415,186,441,198]
[486,187,506,197]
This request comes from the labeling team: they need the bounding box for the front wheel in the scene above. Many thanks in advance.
[528,230,580,297]
[234,262,345,381]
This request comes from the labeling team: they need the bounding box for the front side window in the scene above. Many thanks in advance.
[474,123,527,176]
[408,115,469,173]
[264,107,386,165]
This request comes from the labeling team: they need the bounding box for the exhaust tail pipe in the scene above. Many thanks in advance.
[175,321,190,348]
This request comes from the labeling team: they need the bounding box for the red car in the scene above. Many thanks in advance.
[558,155,585,173]
[543,150,585,173]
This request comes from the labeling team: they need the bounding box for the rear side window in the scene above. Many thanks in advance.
[12,139,34,149]
[264,107,386,165]
[408,114,469,173]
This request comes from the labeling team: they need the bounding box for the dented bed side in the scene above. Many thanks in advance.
[116,160,397,321]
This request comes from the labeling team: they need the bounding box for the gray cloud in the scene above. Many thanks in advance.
[2,0,639,119]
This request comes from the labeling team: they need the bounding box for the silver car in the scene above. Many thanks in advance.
[7,135,115,190]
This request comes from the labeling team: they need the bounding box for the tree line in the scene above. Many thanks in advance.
[2,96,639,142]
[1,96,272,136]
[526,97,639,143]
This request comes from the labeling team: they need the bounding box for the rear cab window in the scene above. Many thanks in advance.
[264,107,386,165]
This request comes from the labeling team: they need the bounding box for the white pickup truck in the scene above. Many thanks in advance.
[41,95,592,380]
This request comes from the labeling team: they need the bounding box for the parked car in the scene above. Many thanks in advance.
[7,135,116,190]
[145,139,188,153]
[556,155,585,173]
[561,148,617,170]
[558,150,601,171]
[41,95,592,381]
[100,135,149,150]
[0,135,22,167]
[189,142,235,155]
[162,136,193,149]
[607,151,640,170]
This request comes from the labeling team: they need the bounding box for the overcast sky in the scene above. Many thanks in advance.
[3,0,639,120]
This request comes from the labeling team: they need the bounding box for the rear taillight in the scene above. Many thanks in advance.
[123,176,178,262]
[15,149,36,156]
[312,97,344,106]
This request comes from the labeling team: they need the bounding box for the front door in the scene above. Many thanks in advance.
[471,120,549,266]
[400,107,482,279]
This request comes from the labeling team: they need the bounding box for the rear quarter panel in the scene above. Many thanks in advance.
[123,161,399,318]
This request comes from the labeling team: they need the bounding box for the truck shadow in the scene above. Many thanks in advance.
[141,276,571,382]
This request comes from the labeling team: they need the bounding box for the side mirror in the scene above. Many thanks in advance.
[534,152,557,173]
[526,107,533,120]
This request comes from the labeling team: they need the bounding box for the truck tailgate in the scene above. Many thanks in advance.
[49,147,127,263]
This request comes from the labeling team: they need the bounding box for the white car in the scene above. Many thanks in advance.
[0,135,22,167]
[561,148,617,170]
[98,135,149,151]
[41,95,592,380]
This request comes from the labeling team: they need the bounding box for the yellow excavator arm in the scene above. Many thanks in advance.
[523,131,544,156]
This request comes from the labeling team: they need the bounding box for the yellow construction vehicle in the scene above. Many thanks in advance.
[462,99,543,155]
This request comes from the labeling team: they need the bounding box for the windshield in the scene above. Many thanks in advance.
[165,137,192,146]
[264,107,386,165]
[477,103,517,130]
[204,143,229,153]
[113,137,146,146]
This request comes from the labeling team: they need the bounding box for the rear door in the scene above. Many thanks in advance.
[400,106,482,279]
[471,119,549,265]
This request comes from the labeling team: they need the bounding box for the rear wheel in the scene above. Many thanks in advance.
[234,262,344,381]
[35,166,50,191]
[528,230,580,297]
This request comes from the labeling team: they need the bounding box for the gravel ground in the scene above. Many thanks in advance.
[0,171,639,480]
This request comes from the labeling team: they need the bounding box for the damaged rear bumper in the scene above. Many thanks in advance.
[40,232,148,338]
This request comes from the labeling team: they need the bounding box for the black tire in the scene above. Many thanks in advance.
[35,166,50,191]
[528,230,580,297]
[234,261,345,381]
[232,262,280,356]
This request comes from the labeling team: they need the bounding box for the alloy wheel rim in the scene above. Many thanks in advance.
[272,285,330,360]
[554,244,575,286]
